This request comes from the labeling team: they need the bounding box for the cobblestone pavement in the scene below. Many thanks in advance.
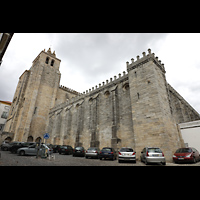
[1,150,200,166]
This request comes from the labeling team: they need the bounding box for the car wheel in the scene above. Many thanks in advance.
[19,150,25,156]
[162,162,166,165]
[193,157,196,163]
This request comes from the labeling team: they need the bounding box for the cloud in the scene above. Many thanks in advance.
[53,33,168,93]
[1,33,199,114]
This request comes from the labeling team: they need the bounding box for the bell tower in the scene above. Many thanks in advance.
[24,48,62,141]
[5,48,62,142]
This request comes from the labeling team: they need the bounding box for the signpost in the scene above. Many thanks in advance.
[44,133,50,139]
[43,133,50,144]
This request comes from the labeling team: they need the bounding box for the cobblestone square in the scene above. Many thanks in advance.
[1,150,200,166]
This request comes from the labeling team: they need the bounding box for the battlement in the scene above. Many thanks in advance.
[82,70,128,95]
[50,71,129,114]
[126,48,166,73]
[59,85,80,95]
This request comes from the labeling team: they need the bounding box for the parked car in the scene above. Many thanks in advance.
[118,147,136,163]
[73,146,85,157]
[140,147,166,165]
[51,145,61,153]
[1,141,21,151]
[58,145,73,155]
[17,143,53,156]
[99,147,117,160]
[85,147,100,159]
[10,142,35,153]
[173,147,200,163]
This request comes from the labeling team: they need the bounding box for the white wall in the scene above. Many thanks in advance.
[179,120,200,152]
[0,102,11,131]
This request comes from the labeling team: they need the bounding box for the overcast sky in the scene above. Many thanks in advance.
[1,33,200,113]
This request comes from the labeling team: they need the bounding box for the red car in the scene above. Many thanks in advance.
[173,147,200,164]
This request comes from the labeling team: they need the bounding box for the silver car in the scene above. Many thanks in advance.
[17,144,53,156]
[118,147,136,163]
[85,147,100,159]
[140,147,166,165]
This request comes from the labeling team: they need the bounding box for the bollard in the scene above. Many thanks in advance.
[48,154,55,161]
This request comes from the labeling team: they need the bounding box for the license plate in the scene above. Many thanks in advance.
[178,158,184,160]
[77,151,80,152]
[104,153,108,154]
[153,154,159,157]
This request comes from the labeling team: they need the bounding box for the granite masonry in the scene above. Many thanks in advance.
[2,48,200,161]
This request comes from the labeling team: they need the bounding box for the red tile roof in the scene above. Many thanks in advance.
[0,100,12,105]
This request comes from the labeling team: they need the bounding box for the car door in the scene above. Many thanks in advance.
[27,145,37,155]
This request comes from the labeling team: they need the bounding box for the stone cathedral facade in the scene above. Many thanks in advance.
[3,48,200,161]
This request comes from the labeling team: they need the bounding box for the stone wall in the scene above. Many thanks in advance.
[3,49,77,143]
[47,49,200,162]
[47,72,134,150]
[168,84,200,123]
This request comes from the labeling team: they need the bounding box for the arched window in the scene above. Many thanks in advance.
[51,59,55,66]
[45,57,49,64]
[35,137,42,143]
[104,91,110,98]
[27,136,33,142]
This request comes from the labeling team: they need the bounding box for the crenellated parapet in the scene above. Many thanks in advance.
[126,48,166,74]
[82,70,128,96]
[59,85,80,95]
[49,70,129,114]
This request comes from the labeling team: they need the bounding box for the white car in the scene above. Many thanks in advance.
[17,143,53,156]
[118,147,136,163]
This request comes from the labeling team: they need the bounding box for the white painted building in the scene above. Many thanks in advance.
[179,120,200,152]
[0,100,11,133]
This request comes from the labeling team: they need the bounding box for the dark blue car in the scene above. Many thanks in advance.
[99,147,117,160]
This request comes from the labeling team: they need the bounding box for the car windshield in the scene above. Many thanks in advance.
[148,148,162,153]
[102,148,112,152]
[61,146,67,148]
[88,147,97,150]
[175,148,192,153]
[75,147,83,150]
[120,148,133,152]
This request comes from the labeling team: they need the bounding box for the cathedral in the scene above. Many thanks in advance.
[2,48,200,161]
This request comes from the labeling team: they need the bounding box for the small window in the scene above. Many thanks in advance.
[137,92,140,100]
[34,107,37,114]
[123,83,129,91]
[76,103,80,108]
[104,91,110,98]
[51,59,55,66]
[45,57,49,64]
[89,98,93,104]
[1,111,8,119]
